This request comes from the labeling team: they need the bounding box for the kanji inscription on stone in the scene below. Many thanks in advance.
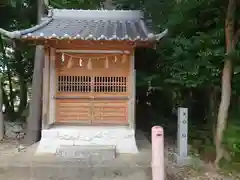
[177,108,188,159]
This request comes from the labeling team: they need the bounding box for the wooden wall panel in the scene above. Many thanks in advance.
[56,99,91,123]
[55,51,132,125]
[92,100,128,124]
[56,99,128,124]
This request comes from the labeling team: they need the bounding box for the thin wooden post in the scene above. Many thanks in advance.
[49,48,56,124]
[42,48,50,129]
[129,53,135,129]
[152,126,164,180]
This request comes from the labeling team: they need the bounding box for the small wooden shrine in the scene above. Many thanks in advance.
[0,9,167,154]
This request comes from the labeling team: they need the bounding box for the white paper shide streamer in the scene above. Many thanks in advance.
[61,53,123,69]
[61,53,65,63]
[79,58,83,67]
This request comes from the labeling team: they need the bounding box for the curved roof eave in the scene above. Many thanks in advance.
[155,29,168,41]
[0,17,53,39]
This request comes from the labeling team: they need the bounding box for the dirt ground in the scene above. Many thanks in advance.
[0,137,239,180]
[0,138,22,160]
[164,141,240,180]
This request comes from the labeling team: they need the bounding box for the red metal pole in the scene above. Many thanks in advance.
[152,126,164,180]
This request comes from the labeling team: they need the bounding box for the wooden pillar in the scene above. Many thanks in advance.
[48,48,56,125]
[129,53,135,129]
[132,69,136,129]
[42,48,50,129]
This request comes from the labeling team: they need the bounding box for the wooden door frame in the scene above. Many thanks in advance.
[49,47,56,125]
[54,50,132,125]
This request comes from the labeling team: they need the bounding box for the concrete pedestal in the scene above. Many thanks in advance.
[174,153,191,166]
[36,126,138,156]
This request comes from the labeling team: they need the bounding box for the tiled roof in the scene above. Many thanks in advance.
[0,9,168,42]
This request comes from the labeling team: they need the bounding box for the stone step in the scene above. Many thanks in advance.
[55,145,116,161]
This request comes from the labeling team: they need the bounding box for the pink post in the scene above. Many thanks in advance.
[152,126,164,180]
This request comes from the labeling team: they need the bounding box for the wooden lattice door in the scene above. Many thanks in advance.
[55,53,130,125]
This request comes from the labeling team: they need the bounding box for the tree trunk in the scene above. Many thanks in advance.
[23,0,45,144]
[6,64,14,111]
[23,46,44,144]
[215,0,236,166]
[207,86,217,143]
[0,76,4,140]
[14,48,28,117]
[0,36,15,118]
[18,76,28,117]
[2,88,12,120]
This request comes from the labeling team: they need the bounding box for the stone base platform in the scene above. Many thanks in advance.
[36,125,139,155]
[0,131,151,180]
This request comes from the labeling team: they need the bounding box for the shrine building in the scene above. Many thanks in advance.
[0,9,167,155]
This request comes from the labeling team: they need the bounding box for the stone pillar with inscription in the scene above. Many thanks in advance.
[174,107,190,165]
